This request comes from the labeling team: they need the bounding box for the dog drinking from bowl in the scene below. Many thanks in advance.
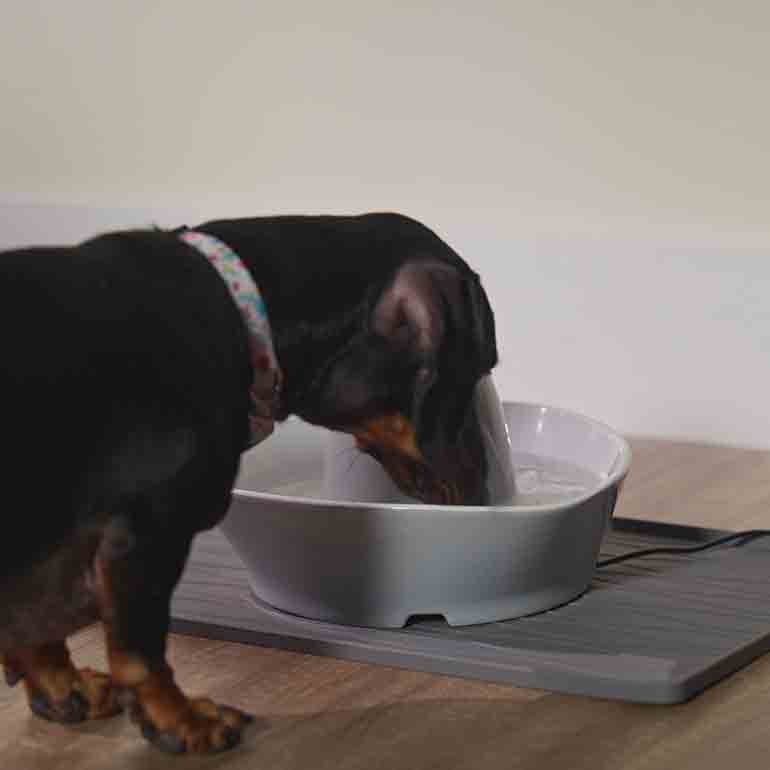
[0,213,499,753]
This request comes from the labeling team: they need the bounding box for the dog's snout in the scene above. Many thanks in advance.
[351,410,490,505]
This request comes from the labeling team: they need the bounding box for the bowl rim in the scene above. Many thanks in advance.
[232,400,632,515]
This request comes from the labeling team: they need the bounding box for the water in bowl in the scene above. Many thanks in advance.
[507,452,602,506]
[268,452,601,507]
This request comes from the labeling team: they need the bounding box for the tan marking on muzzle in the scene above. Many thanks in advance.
[354,414,423,462]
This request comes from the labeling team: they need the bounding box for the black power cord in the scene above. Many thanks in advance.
[596,529,770,569]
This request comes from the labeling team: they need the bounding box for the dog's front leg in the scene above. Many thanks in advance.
[94,528,253,754]
[4,641,121,722]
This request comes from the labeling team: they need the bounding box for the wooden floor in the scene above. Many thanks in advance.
[3,437,770,769]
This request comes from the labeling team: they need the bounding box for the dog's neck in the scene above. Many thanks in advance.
[270,303,370,422]
[178,229,283,442]
[192,220,390,423]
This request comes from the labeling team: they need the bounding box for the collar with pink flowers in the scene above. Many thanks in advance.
[179,229,282,448]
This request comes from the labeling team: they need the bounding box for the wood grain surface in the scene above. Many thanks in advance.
[2,437,770,769]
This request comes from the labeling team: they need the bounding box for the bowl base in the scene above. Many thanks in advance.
[248,581,590,629]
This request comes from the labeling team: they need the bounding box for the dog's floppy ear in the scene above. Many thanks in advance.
[372,258,496,369]
[370,258,497,435]
[372,260,459,360]
[372,260,463,426]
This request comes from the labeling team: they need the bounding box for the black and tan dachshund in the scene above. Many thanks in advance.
[0,213,498,753]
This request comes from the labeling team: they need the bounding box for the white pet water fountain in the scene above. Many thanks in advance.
[219,376,631,628]
[173,383,770,704]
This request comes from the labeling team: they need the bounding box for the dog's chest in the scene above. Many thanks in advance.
[0,535,99,652]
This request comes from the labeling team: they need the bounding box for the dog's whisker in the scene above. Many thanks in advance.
[329,446,364,475]
[346,452,364,474]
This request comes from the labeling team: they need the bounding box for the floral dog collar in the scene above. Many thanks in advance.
[179,229,282,448]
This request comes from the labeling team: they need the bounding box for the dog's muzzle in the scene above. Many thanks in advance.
[353,414,487,505]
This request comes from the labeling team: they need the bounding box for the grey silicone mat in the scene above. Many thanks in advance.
[170,518,770,704]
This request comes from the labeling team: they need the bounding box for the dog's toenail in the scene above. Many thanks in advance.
[154,731,187,754]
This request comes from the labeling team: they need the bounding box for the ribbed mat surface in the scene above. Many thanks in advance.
[171,519,770,703]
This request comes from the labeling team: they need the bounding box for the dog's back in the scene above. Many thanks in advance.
[0,232,251,580]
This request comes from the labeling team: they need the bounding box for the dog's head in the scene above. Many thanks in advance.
[294,256,498,505]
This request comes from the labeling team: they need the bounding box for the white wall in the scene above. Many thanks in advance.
[1,2,769,448]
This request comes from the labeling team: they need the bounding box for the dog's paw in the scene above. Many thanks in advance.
[130,696,254,754]
[27,667,123,723]
[29,688,90,724]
